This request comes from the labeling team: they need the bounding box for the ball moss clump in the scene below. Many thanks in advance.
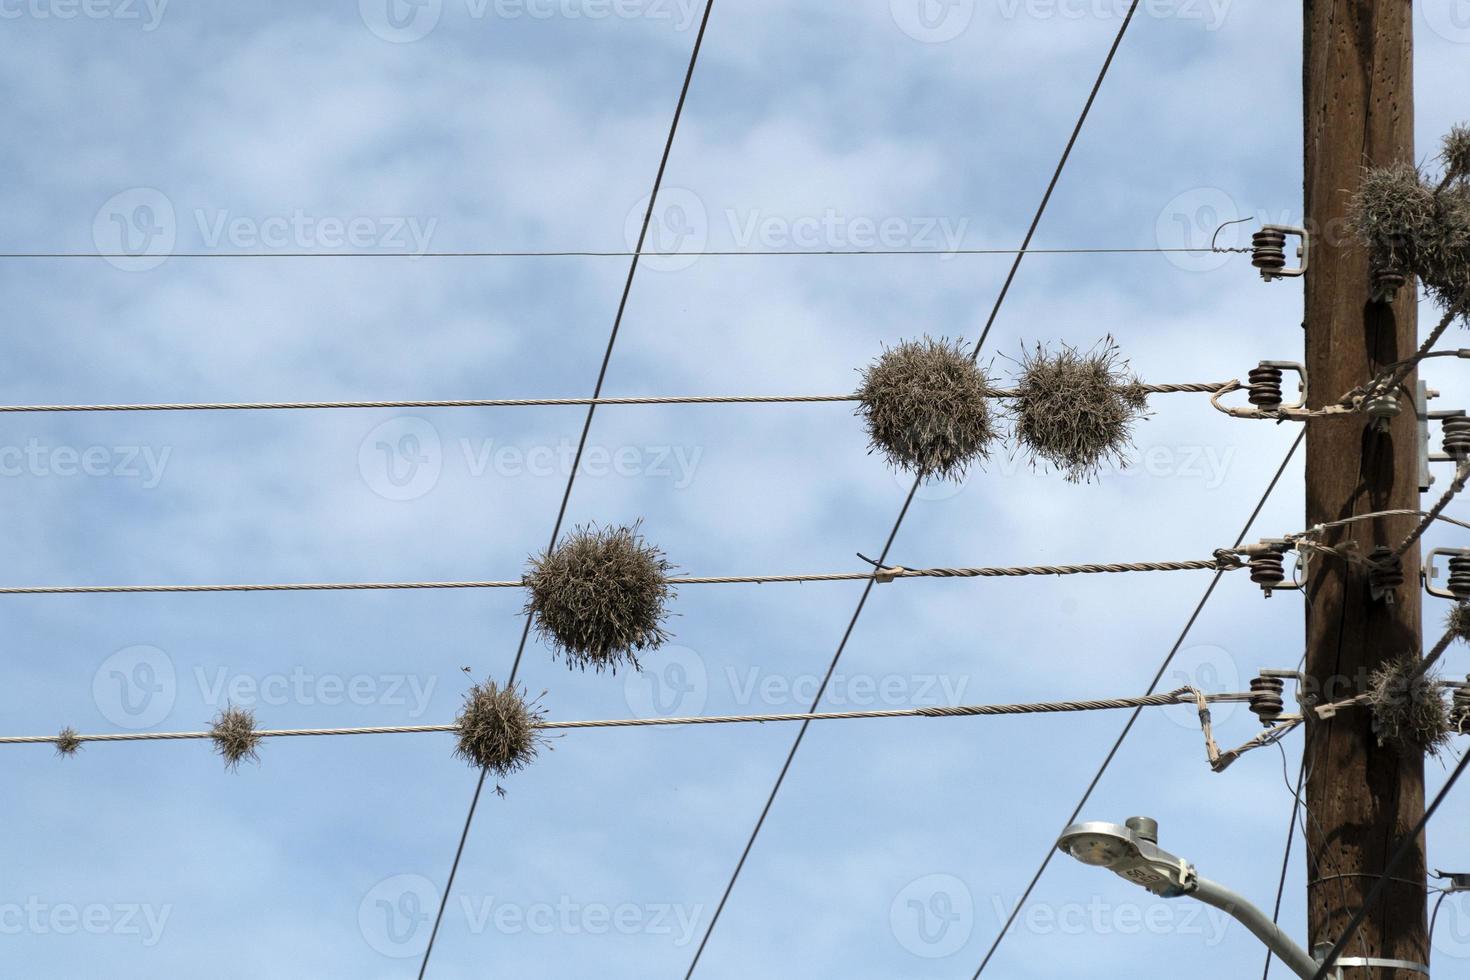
[1009,340,1149,483]
[453,680,547,779]
[209,704,262,772]
[1366,657,1452,757]
[856,337,999,481]
[1350,161,1439,274]
[525,523,674,672]
[1351,157,1470,308]
[1444,124,1470,183]
[1448,602,1470,644]
[55,726,82,758]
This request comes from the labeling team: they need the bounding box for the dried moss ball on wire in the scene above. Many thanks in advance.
[209,703,262,772]
[1009,340,1149,483]
[1350,160,1470,306]
[1366,657,1453,758]
[453,680,547,778]
[1350,162,1439,271]
[524,523,674,672]
[55,726,82,758]
[1444,124,1470,183]
[856,337,999,480]
[1449,603,1470,644]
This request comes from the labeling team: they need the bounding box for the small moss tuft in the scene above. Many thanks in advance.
[209,704,262,772]
[55,726,82,757]
[1367,657,1453,757]
[453,680,547,780]
[1448,602,1470,644]
[1443,124,1470,183]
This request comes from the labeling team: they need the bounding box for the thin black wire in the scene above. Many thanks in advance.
[967,0,1142,363]
[1429,890,1451,956]
[967,427,1305,980]
[1308,746,1470,980]
[412,3,717,975]
[0,246,1249,259]
[680,7,1143,976]
[1262,752,1307,980]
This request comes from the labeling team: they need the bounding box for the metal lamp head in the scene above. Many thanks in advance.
[1056,817,1195,898]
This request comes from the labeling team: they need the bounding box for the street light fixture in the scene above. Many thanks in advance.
[1056,816,1321,980]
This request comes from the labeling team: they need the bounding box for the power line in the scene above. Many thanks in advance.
[414,2,717,975]
[0,245,1251,259]
[679,6,1145,975]
[2,687,1259,748]
[0,382,1227,415]
[0,554,1241,595]
[967,427,1305,979]
[1261,754,1307,980]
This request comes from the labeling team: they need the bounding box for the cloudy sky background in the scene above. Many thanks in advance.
[2,1,1470,977]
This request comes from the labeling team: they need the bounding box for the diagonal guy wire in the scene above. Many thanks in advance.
[680,5,1146,975]
[414,3,718,976]
[967,427,1304,978]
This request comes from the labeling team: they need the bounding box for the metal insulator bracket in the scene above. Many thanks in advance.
[1212,361,1311,420]
[1419,383,1436,491]
[1367,545,1404,604]
[1247,675,1286,726]
[1238,539,1299,597]
[1252,224,1310,281]
[1423,547,1470,601]
[1370,265,1408,305]
[1428,411,1470,473]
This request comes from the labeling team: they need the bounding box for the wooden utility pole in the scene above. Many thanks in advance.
[1303,0,1427,972]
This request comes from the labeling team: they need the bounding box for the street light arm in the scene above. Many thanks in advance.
[1190,876,1320,980]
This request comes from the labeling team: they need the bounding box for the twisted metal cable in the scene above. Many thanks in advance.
[4,688,1254,747]
[1393,461,1470,560]
[0,555,1240,595]
[678,5,1151,977]
[1364,293,1470,400]
[0,382,1229,415]
[0,245,1254,260]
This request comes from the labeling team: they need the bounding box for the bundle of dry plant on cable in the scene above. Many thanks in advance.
[209,703,262,772]
[1448,602,1470,644]
[524,522,674,672]
[1366,657,1453,757]
[453,680,548,787]
[1349,124,1470,310]
[1008,339,1149,483]
[856,336,999,481]
[55,726,82,758]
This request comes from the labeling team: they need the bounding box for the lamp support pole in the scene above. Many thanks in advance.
[1189,878,1320,980]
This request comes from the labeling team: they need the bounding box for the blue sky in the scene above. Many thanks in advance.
[2,2,1470,978]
